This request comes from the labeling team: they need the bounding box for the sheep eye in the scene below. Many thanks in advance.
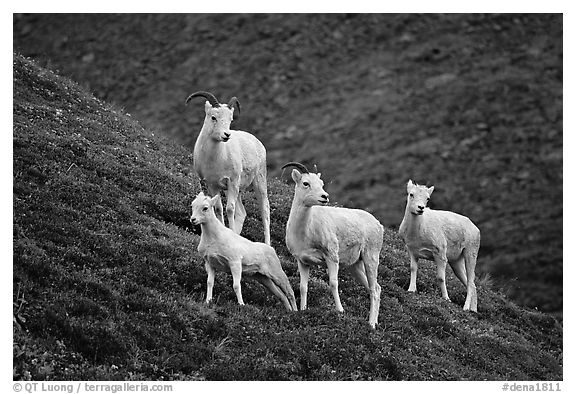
[409,193,414,197]
[211,115,217,121]
[202,207,208,212]
[303,182,310,187]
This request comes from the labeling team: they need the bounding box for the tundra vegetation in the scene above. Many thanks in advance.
[12,54,562,381]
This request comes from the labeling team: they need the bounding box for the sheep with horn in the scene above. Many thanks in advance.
[185,91,270,245]
[282,161,384,328]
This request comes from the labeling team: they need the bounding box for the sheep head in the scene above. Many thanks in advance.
[406,179,434,215]
[191,192,221,225]
[282,162,329,207]
[186,91,241,143]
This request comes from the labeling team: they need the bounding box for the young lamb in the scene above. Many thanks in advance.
[186,91,271,245]
[398,180,480,312]
[190,192,297,311]
[282,162,384,328]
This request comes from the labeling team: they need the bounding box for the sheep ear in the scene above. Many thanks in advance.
[428,186,435,195]
[210,194,221,206]
[407,179,414,192]
[291,169,302,183]
[204,100,212,110]
[317,172,322,179]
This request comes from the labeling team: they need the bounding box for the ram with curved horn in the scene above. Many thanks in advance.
[186,91,270,245]
[282,161,384,328]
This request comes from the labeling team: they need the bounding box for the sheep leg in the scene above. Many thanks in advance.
[234,194,247,234]
[224,183,241,234]
[298,261,310,311]
[326,261,344,313]
[351,260,381,328]
[434,253,451,302]
[253,274,292,311]
[407,249,419,292]
[207,184,224,224]
[253,173,271,245]
[229,261,245,305]
[449,255,468,287]
[205,261,216,304]
[463,248,478,312]
[350,261,370,289]
[364,258,381,329]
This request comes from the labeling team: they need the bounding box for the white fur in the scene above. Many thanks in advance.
[191,192,297,311]
[398,180,480,312]
[285,167,383,328]
[190,97,270,245]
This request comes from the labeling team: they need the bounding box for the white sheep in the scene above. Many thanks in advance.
[398,180,480,312]
[186,91,271,245]
[282,162,383,328]
[190,191,297,311]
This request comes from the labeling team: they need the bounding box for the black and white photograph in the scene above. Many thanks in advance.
[11,10,564,388]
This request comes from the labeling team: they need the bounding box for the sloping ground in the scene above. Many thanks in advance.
[12,14,562,312]
[12,54,561,381]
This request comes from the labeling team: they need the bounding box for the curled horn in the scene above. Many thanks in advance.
[228,97,241,119]
[185,91,220,107]
[281,161,310,174]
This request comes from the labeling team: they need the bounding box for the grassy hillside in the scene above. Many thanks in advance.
[12,14,562,313]
[12,54,562,381]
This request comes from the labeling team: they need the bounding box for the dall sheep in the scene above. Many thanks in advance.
[190,192,297,311]
[186,91,270,245]
[282,162,383,328]
[398,180,480,312]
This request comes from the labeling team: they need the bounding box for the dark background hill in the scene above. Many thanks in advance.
[12,13,563,314]
[12,53,562,381]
